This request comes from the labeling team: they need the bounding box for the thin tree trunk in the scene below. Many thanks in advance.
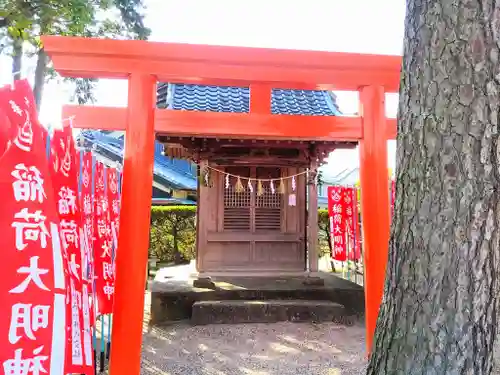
[33,48,48,112]
[325,224,333,256]
[172,216,181,264]
[11,37,22,80]
[323,224,336,272]
[367,1,500,374]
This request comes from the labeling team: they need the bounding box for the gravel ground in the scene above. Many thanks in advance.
[137,293,500,375]
[140,322,367,375]
[137,287,500,374]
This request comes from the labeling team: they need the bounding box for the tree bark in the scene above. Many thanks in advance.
[11,37,22,80]
[367,1,500,374]
[320,221,336,272]
[33,48,48,112]
[172,215,182,264]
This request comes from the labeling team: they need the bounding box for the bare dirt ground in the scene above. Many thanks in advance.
[141,320,500,375]
[140,292,366,375]
[141,322,367,375]
[139,265,500,375]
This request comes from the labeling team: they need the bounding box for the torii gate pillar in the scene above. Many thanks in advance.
[108,73,156,375]
[359,85,390,355]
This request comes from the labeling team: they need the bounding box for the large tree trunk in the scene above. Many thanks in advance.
[367,1,500,374]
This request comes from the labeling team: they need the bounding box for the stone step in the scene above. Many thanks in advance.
[191,299,352,325]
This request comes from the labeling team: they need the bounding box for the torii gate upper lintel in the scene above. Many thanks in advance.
[42,35,400,374]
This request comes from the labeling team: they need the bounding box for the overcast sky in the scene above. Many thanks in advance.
[0,0,406,174]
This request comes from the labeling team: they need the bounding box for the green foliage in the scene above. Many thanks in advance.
[0,0,150,43]
[318,209,331,257]
[317,170,324,187]
[112,0,150,40]
[149,206,197,264]
[0,0,151,108]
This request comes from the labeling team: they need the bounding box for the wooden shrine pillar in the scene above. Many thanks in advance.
[358,86,390,355]
[307,157,319,273]
[109,73,157,375]
[196,160,208,273]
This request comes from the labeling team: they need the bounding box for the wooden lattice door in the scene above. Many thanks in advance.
[254,167,282,231]
[223,166,251,231]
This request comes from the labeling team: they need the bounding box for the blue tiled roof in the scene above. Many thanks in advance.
[157,83,341,116]
[78,131,197,191]
[152,198,196,205]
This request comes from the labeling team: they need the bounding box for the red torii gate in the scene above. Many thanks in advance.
[42,35,400,375]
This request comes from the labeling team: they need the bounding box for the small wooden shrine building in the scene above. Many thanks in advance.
[41,35,399,375]
[156,83,348,274]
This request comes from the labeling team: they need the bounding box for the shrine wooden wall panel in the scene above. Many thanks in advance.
[202,242,252,272]
[197,164,307,273]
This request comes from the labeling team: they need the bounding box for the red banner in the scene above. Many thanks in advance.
[93,163,115,315]
[328,186,347,261]
[0,80,66,374]
[350,188,361,261]
[49,125,81,374]
[0,99,13,155]
[77,151,95,375]
[50,124,94,374]
[107,167,120,256]
[343,187,354,261]
[79,152,96,324]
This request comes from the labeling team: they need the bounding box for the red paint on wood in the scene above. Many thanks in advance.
[63,105,364,141]
[108,74,156,375]
[358,86,390,355]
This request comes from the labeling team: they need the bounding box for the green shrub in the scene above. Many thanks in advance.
[149,205,331,263]
[318,209,331,257]
[149,206,196,263]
